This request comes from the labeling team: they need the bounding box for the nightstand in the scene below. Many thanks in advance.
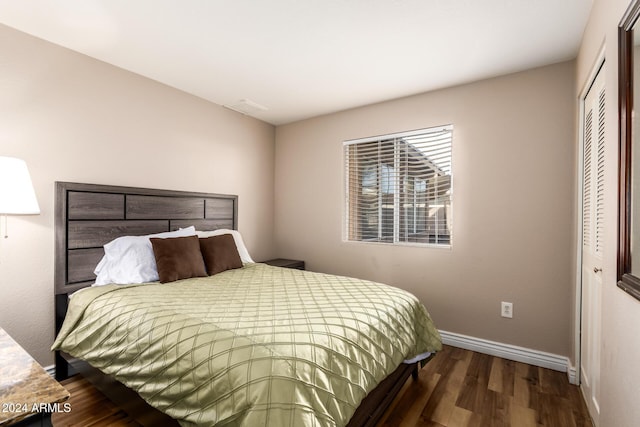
[263,258,305,270]
[0,328,69,426]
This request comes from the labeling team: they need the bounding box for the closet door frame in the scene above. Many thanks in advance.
[575,49,606,391]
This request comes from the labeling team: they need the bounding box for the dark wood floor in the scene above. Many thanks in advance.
[51,376,141,426]
[379,345,592,427]
[51,345,592,427]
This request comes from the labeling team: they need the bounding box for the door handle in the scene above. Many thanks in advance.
[593,267,602,273]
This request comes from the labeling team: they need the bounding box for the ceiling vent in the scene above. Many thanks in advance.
[224,99,268,116]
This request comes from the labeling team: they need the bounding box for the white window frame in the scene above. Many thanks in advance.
[343,125,453,248]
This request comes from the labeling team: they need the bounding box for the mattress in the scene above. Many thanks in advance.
[53,263,441,427]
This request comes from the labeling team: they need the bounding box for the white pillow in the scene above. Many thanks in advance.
[196,229,254,264]
[93,226,196,286]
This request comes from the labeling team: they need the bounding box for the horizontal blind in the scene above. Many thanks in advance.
[345,125,452,245]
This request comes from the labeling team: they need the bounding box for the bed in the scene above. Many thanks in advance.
[52,182,442,427]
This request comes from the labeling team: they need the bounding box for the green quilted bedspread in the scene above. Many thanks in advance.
[53,263,441,427]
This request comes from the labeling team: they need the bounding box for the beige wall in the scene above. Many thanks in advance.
[576,0,640,425]
[275,61,577,358]
[0,25,276,365]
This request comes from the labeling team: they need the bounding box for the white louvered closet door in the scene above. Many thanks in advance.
[580,63,605,425]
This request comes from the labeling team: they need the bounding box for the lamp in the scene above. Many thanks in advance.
[0,156,40,238]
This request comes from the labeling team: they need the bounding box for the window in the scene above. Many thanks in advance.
[344,125,452,246]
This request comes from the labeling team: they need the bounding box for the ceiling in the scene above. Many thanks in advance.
[0,0,593,125]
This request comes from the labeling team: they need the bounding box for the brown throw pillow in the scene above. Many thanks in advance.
[199,234,243,275]
[150,235,207,283]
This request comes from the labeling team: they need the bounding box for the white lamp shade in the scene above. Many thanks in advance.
[0,156,40,215]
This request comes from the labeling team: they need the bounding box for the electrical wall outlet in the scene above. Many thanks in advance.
[501,301,513,318]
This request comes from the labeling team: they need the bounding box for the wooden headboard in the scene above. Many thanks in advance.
[54,182,238,296]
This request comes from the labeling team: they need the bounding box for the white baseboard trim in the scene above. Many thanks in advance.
[439,330,574,382]
[567,364,578,385]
